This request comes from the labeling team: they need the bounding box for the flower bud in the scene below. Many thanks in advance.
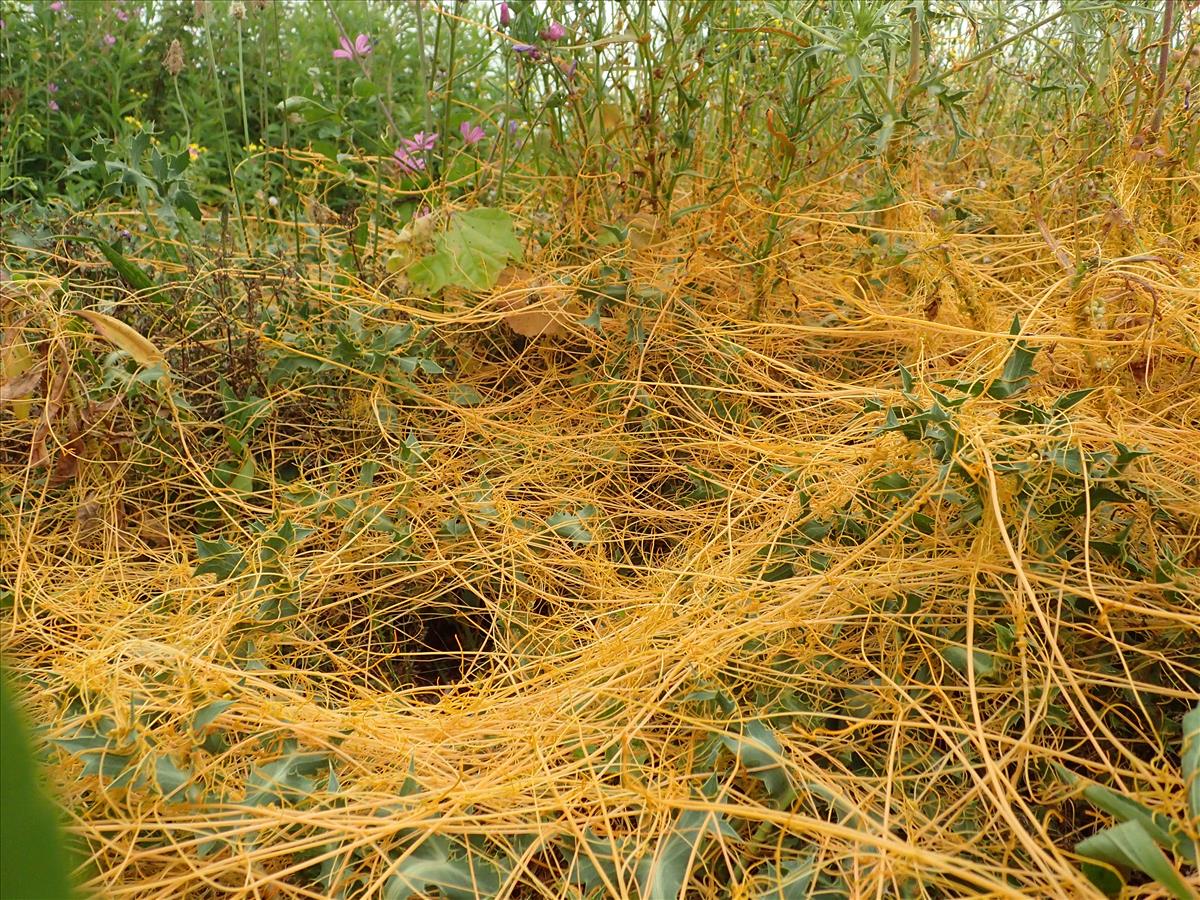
[163,39,184,77]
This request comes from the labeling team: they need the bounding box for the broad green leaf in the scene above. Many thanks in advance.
[194,536,248,581]
[568,830,638,894]
[547,506,597,546]
[637,807,731,900]
[755,853,817,900]
[192,699,234,732]
[410,208,523,293]
[1184,704,1200,835]
[1079,782,1195,864]
[0,671,76,900]
[941,645,996,680]
[268,354,332,385]
[1075,820,1192,900]
[449,385,484,406]
[243,746,329,807]
[383,835,504,900]
[720,719,793,804]
[988,316,1039,399]
[150,755,193,799]
[231,453,256,496]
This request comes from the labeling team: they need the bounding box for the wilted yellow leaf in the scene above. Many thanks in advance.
[593,103,626,138]
[74,310,165,368]
[0,337,40,420]
[628,212,659,250]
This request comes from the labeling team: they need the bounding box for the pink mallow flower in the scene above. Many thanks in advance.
[116,7,129,20]
[103,33,116,46]
[333,33,371,60]
[459,121,485,145]
[48,82,59,93]
[50,1,65,10]
[49,99,60,111]
[540,21,566,41]
[393,146,425,175]
[403,131,438,153]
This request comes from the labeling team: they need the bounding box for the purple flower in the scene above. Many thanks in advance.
[115,7,129,21]
[48,99,60,112]
[332,33,371,60]
[459,121,485,145]
[513,43,539,60]
[540,21,566,41]
[50,1,64,11]
[393,146,425,175]
[103,33,116,46]
[505,119,520,135]
[498,2,510,26]
[48,82,60,93]
[403,131,438,153]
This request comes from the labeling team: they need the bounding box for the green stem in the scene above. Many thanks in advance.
[173,77,191,145]
[413,0,435,169]
[203,8,251,255]
[439,0,462,177]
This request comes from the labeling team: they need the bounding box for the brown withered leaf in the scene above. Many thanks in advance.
[504,306,573,340]
[0,366,42,404]
[493,266,577,340]
[29,361,71,470]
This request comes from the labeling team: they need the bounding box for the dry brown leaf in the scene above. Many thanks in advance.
[74,310,165,368]
[29,362,71,470]
[0,366,42,404]
[493,268,578,339]
[135,513,173,548]
[504,307,573,339]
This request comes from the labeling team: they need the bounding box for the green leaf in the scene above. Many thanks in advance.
[383,836,504,900]
[194,536,248,581]
[151,755,193,799]
[637,808,724,899]
[268,354,332,385]
[0,671,76,900]
[352,77,378,99]
[409,208,524,293]
[1184,704,1200,837]
[449,385,484,407]
[1075,820,1193,900]
[57,234,154,291]
[192,699,234,732]
[755,853,817,900]
[547,506,597,546]
[988,316,1039,399]
[1068,777,1196,864]
[941,645,997,680]
[720,719,792,804]
[78,748,135,786]
[243,746,329,807]
[231,452,256,496]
